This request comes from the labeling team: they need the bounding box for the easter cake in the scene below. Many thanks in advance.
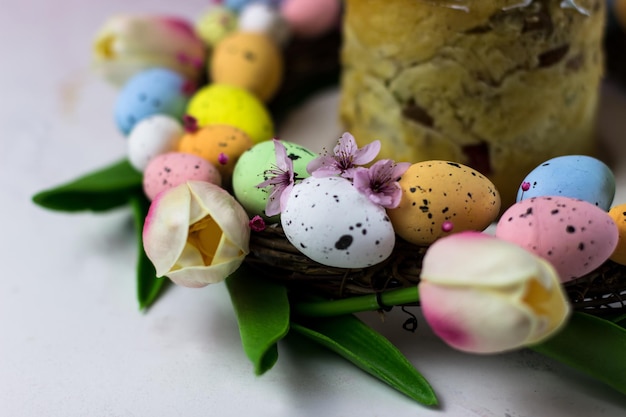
[340,0,605,205]
[32,0,626,409]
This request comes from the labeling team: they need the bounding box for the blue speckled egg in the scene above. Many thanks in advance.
[281,176,395,268]
[225,0,282,12]
[114,68,191,135]
[516,155,615,211]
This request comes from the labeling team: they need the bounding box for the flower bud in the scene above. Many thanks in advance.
[93,15,206,85]
[143,181,250,288]
[419,232,570,354]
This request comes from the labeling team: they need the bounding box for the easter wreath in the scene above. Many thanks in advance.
[33,2,626,408]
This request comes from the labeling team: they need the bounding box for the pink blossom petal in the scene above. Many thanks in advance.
[352,139,381,165]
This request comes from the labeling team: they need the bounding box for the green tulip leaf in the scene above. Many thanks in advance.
[532,312,626,395]
[291,314,438,407]
[226,266,290,375]
[32,159,142,212]
[130,194,169,311]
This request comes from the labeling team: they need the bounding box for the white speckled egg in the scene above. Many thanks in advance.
[516,155,615,210]
[281,176,395,268]
[127,115,184,172]
[496,196,618,282]
[387,161,501,246]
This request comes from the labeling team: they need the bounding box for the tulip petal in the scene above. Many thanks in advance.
[420,282,535,353]
[143,184,192,277]
[187,181,250,255]
[422,232,551,288]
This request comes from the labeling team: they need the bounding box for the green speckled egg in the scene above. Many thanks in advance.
[232,139,317,221]
[387,161,501,245]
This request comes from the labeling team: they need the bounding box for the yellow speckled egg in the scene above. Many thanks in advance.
[186,83,274,143]
[387,161,501,246]
[178,124,253,181]
[211,32,283,102]
[609,204,626,265]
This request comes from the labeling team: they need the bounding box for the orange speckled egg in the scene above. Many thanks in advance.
[387,161,501,246]
[210,32,283,102]
[609,203,626,265]
[178,124,253,181]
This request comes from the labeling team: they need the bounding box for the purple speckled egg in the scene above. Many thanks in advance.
[496,196,618,282]
[143,152,222,201]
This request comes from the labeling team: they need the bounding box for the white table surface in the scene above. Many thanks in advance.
[2,1,626,416]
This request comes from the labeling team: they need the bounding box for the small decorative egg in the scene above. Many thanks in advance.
[496,196,618,282]
[238,3,291,46]
[387,161,501,246]
[232,139,316,220]
[127,115,184,172]
[280,0,341,38]
[195,6,238,47]
[143,152,222,201]
[609,203,626,265]
[186,84,274,143]
[281,176,395,268]
[210,32,283,102]
[224,0,284,13]
[516,155,615,210]
[177,124,254,182]
[115,68,192,135]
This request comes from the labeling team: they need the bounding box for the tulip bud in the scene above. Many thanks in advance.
[143,181,250,288]
[419,232,570,354]
[93,15,206,85]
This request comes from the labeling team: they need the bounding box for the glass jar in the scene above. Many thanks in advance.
[340,0,605,205]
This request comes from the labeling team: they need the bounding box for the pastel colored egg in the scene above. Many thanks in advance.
[232,139,316,220]
[280,0,341,38]
[195,6,237,47]
[143,152,222,201]
[115,68,192,135]
[609,203,626,265]
[210,32,283,102]
[281,176,395,268]
[516,155,615,210]
[496,196,618,282]
[186,84,274,143]
[127,115,184,172]
[177,124,254,181]
[387,161,501,246]
[238,3,291,46]
[225,0,284,13]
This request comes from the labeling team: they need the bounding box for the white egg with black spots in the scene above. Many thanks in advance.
[281,176,395,268]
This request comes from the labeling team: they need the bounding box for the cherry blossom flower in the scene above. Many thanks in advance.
[256,139,295,217]
[353,160,411,208]
[306,132,381,179]
[419,232,570,354]
[143,181,250,288]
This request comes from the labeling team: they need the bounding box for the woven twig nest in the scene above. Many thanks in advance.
[246,225,626,317]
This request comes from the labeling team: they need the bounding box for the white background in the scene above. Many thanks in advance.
[2,0,626,415]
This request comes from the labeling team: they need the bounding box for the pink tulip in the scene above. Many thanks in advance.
[93,15,206,85]
[419,232,570,354]
[143,181,250,288]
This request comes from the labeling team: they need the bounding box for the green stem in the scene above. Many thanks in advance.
[294,287,420,317]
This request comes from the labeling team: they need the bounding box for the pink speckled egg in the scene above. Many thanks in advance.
[143,152,222,201]
[496,196,618,282]
[280,0,340,38]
